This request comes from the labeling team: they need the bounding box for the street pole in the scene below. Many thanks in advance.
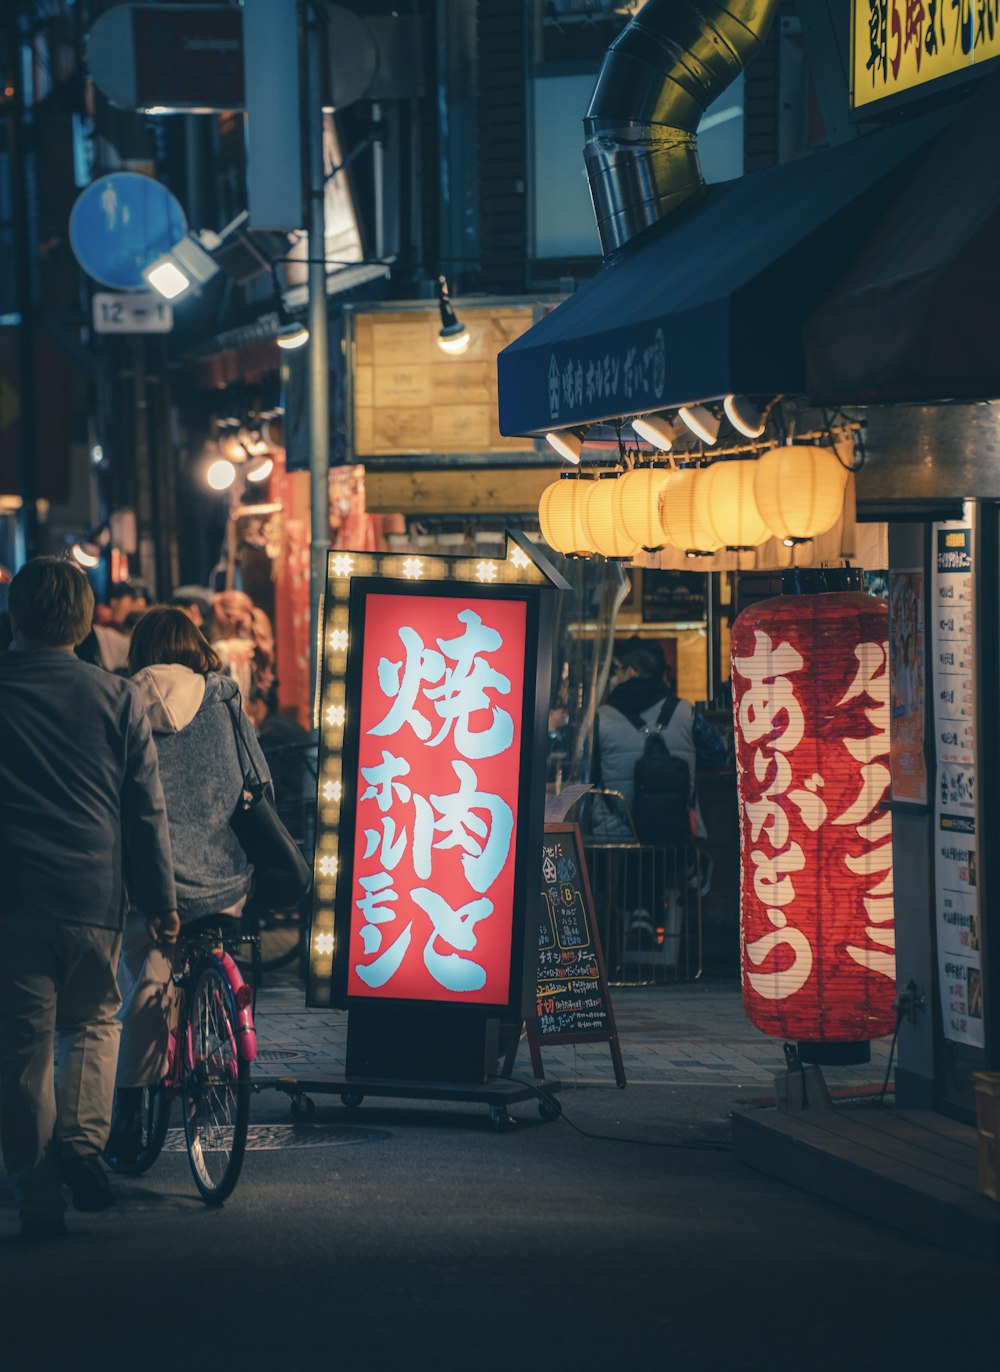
[8,0,39,563]
[304,0,330,730]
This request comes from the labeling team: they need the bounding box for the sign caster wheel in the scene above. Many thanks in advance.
[290,1093,315,1120]
[538,1098,561,1122]
[489,1105,515,1132]
[341,1091,364,1109]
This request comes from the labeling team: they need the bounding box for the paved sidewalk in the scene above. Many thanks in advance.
[251,976,893,1095]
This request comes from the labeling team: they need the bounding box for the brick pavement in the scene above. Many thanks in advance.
[251,976,892,1095]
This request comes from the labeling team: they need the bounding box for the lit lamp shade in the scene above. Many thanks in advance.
[617,467,671,551]
[538,478,595,556]
[731,592,896,1046]
[754,445,848,541]
[584,475,640,559]
[659,468,721,554]
[695,458,770,548]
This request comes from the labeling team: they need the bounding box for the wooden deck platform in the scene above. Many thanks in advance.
[732,1103,1000,1259]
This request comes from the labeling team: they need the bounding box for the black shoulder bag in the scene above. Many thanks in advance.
[225,695,312,909]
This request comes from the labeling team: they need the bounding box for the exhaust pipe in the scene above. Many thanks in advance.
[584,0,779,257]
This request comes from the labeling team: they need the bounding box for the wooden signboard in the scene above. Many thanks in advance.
[525,822,626,1087]
[351,305,538,458]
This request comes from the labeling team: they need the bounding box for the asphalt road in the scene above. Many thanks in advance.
[2,1076,996,1372]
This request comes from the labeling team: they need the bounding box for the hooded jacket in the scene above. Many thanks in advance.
[130,666,273,921]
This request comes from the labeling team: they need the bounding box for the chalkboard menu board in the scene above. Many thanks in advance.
[529,823,626,1087]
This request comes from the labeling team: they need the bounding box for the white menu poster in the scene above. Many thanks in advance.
[931,511,983,1048]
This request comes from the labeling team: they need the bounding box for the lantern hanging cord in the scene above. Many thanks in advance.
[504,1076,733,1151]
[822,408,867,472]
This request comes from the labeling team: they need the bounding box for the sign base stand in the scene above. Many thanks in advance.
[266,1005,562,1130]
[267,1073,562,1132]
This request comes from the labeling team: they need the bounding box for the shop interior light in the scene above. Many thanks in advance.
[206,458,237,491]
[678,404,720,446]
[632,413,676,452]
[545,427,586,464]
[436,274,471,355]
[724,394,765,438]
[142,233,220,302]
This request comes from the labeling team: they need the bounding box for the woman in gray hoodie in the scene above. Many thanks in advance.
[106,607,272,1168]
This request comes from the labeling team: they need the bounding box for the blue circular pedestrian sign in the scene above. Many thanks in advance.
[69,173,188,291]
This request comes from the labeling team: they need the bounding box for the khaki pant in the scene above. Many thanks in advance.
[115,917,179,1089]
[116,903,244,1089]
[0,917,122,1222]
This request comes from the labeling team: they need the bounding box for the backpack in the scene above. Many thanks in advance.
[617,698,693,845]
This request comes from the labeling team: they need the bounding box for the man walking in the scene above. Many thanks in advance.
[0,558,178,1240]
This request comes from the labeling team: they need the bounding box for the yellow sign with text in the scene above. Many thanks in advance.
[851,1,1000,109]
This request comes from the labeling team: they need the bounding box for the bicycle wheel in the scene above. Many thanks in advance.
[105,1085,171,1176]
[255,908,304,972]
[182,961,251,1205]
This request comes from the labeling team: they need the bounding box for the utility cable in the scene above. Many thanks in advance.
[504,1075,734,1153]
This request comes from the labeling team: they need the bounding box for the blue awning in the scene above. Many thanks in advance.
[497,106,954,438]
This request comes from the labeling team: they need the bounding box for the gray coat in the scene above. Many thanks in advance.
[130,667,272,921]
[0,647,175,927]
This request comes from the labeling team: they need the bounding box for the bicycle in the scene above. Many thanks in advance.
[107,921,258,1205]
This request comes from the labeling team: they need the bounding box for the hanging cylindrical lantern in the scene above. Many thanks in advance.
[695,458,770,549]
[754,445,848,542]
[584,474,640,559]
[617,466,672,551]
[731,591,896,1052]
[659,468,721,554]
[538,477,596,556]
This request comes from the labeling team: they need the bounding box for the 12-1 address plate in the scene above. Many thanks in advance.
[92,291,173,334]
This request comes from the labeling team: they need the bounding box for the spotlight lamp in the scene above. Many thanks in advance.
[723,394,765,438]
[277,322,309,350]
[142,234,219,302]
[545,427,587,464]
[245,456,274,483]
[70,542,100,569]
[677,404,721,446]
[632,413,677,452]
[435,274,471,355]
[206,458,237,492]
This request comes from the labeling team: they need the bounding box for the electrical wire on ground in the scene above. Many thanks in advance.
[506,1076,734,1152]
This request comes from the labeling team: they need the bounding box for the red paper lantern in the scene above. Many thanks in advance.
[731,592,896,1046]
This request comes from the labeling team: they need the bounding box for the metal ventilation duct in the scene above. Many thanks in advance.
[584,0,779,257]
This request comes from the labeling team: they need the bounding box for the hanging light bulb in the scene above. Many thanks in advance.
[678,404,720,446]
[754,445,849,543]
[583,474,640,560]
[436,274,470,355]
[538,477,596,556]
[695,459,770,549]
[659,468,721,555]
[632,413,676,452]
[723,394,765,438]
[617,466,671,551]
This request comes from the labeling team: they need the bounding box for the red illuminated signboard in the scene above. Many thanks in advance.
[347,592,526,1005]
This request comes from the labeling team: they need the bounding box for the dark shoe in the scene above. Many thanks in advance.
[104,1101,144,1173]
[63,1154,115,1212]
[20,1216,69,1242]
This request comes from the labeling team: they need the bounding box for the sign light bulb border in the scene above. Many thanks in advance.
[307,531,567,1005]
